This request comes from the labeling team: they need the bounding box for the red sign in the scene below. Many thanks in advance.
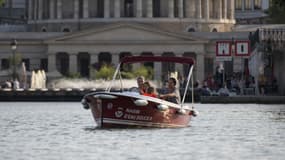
[235,40,250,56]
[216,41,231,57]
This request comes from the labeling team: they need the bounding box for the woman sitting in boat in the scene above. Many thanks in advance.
[159,77,181,104]
[142,81,157,98]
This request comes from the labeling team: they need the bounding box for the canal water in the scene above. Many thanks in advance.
[0,102,284,160]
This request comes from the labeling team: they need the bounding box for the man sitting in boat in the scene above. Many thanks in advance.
[137,76,145,94]
[159,77,181,104]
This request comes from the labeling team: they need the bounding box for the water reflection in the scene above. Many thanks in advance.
[0,103,284,160]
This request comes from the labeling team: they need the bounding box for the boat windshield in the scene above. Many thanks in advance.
[106,56,195,106]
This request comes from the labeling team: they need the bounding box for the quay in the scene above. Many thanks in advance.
[0,89,285,104]
[200,96,285,104]
[0,89,91,102]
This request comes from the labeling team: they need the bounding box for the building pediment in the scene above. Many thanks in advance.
[45,23,205,44]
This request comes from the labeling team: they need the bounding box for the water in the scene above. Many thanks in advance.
[0,102,285,160]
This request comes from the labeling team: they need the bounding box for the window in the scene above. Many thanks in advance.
[42,27,47,32]
[212,28,218,32]
[62,28,71,32]
[153,0,161,17]
[205,57,214,77]
[124,0,134,17]
[254,0,261,9]
[40,58,48,72]
[97,0,104,17]
[245,0,251,10]
[62,0,74,19]
[188,28,195,32]
[1,59,9,70]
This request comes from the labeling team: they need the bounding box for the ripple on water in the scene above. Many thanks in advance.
[0,103,285,160]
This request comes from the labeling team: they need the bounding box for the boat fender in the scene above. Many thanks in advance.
[134,99,148,106]
[190,109,199,117]
[81,98,89,110]
[94,94,118,99]
[177,109,187,115]
[157,104,169,111]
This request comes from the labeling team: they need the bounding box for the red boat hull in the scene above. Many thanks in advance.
[84,92,193,128]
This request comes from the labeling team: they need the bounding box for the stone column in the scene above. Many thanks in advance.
[90,53,98,66]
[223,0,227,19]
[49,0,55,19]
[136,0,142,18]
[204,0,209,19]
[74,0,79,19]
[114,0,120,18]
[132,52,141,70]
[147,0,153,18]
[69,53,78,73]
[89,53,98,78]
[196,0,202,19]
[48,53,57,72]
[83,0,89,18]
[229,0,235,20]
[175,54,184,80]
[38,0,43,20]
[241,0,245,11]
[154,62,162,83]
[112,54,120,66]
[168,0,174,18]
[28,0,33,20]
[251,0,254,10]
[33,0,37,20]
[104,0,110,18]
[217,0,222,19]
[196,54,205,82]
[57,0,62,19]
[185,0,195,18]
[178,0,184,18]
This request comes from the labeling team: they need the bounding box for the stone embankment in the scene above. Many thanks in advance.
[0,89,284,104]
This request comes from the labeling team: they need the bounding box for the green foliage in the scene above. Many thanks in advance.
[267,0,285,24]
[94,64,115,80]
[121,71,135,79]
[0,0,4,7]
[66,72,81,79]
[90,65,153,80]
[8,53,22,67]
[133,66,154,79]
[121,66,153,79]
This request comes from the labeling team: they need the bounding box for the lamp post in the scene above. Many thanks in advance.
[10,39,17,81]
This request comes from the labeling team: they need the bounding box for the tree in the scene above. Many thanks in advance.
[0,0,4,7]
[267,0,285,24]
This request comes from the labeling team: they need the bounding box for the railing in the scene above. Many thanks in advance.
[0,16,27,25]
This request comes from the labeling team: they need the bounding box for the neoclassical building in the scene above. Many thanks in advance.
[7,0,282,94]
[27,0,235,32]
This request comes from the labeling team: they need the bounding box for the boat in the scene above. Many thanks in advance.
[81,56,198,128]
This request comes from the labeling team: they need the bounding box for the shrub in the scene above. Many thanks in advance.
[94,64,115,80]
[67,72,81,79]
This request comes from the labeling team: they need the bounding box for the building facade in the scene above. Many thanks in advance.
[27,0,235,32]
[235,0,270,24]
[1,0,284,95]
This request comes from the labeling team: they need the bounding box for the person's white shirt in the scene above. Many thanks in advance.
[13,79,20,89]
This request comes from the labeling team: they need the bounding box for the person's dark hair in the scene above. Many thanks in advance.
[147,87,154,94]
[169,77,177,86]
